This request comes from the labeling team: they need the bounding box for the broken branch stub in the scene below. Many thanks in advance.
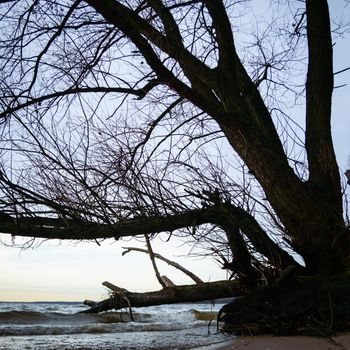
[102,281,130,294]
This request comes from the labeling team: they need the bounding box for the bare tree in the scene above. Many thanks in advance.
[0,0,349,292]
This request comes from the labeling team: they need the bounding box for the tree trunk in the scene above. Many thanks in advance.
[1,0,348,281]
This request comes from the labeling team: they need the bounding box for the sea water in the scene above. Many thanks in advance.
[0,301,234,349]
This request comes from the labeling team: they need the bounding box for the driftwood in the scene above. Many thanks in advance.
[80,279,245,314]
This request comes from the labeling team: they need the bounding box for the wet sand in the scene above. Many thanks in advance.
[193,333,350,350]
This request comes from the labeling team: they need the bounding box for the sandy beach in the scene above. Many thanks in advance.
[194,333,350,350]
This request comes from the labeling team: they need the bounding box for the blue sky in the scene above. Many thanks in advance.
[0,1,349,302]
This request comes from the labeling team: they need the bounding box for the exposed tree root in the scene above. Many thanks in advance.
[218,274,350,337]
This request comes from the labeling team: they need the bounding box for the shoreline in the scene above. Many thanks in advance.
[193,333,350,350]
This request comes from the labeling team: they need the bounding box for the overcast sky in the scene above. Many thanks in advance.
[0,1,349,302]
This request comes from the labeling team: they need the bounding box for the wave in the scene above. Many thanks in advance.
[0,325,232,350]
[0,311,98,325]
[0,308,217,324]
[0,311,51,324]
[0,309,217,337]
[0,320,204,336]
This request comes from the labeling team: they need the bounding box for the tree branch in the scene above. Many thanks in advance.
[0,84,158,119]
[203,0,236,70]
[122,246,204,284]
[1,177,297,271]
[85,0,216,86]
[85,0,222,115]
[146,0,183,44]
[305,0,341,198]
[213,203,300,271]
[0,206,218,240]
[145,234,167,288]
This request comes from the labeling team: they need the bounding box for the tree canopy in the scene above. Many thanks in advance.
[0,0,349,286]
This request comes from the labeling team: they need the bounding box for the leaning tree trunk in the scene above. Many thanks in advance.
[85,0,349,274]
[201,0,349,275]
[0,0,347,278]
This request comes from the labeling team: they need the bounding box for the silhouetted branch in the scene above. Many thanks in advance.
[122,246,204,284]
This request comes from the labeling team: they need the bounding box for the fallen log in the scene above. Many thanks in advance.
[80,279,245,314]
